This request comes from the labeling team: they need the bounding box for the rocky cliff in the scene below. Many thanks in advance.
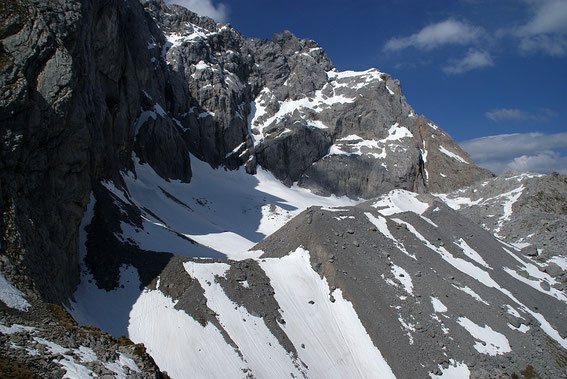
[0,0,192,306]
[439,171,567,285]
[0,0,491,305]
[3,1,563,378]
[148,2,492,197]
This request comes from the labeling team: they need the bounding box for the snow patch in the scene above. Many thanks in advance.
[391,264,414,295]
[494,186,524,236]
[454,238,491,269]
[429,359,470,378]
[457,317,511,356]
[0,323,35,335]
[508,323,530,333]
[439,146,469,164]
[0,270,30,311]
[453,285,490,305]
[373,190,429,216]
[431,297,448,313]
[548,256,567,270]
[365,212,415,259]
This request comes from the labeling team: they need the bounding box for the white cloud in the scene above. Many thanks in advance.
[443,49,493,74]
[485,108,556,122]
[520,0,567,35]
[506,150,567,173]
[384,19,485,51]
[518,34,567,56]
[515,0,567,56]
[460,131,567,174]
[485,108,530,121]
[165,0,228,22]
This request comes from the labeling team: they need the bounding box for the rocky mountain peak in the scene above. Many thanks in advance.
[2,1,564,378]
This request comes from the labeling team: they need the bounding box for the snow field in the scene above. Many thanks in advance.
[128,247,397,378]
[183,261,305,378]
[260,247,396,378]
[128,289,247,378]
[111,155,357,260]
[373,189,429,216]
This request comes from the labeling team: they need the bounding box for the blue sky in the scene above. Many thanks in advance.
[169,0,567,174]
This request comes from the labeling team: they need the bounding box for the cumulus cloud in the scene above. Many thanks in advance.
[384,19,485,51]
[515,0,567,56]
[506,150,567,173]
[460,131,567,174]
[165,0,228,22]
[443,49,493,74]
[485,108,556,122]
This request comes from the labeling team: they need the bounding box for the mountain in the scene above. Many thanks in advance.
[1,0,565,378]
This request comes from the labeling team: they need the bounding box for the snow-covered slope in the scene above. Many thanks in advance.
[64,158,567,378]
[106,155,358,259]
[128,248,396,378]
[68,154,356,330]
[2,0,565,377]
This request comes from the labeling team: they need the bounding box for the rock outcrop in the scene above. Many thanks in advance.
[0,300,164,377]
[150,4,493,197]
[6,1,559,378]
[0,0,190,304]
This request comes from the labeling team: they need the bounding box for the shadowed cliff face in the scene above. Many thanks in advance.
[0,0,193,303]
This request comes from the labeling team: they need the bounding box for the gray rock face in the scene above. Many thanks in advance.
[1,0,91,305]
[134,112,192,182]
[143,3,492,198]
